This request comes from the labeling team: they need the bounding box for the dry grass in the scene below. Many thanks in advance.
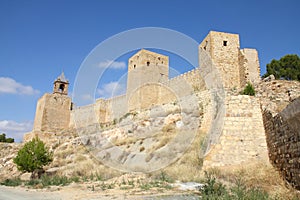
[161,123,175,133]
[74,154,87,162]
[147,129,177,154]
[55,147,74,159]
[112,136,139,147]
[55,153,122,180]
[149,134,172,152]
[205,162,300,199]
[145,123,178,155]
[156,130,206,182]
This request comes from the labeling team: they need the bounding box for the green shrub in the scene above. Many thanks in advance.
[157,171,173,183]
[200,171,270,200]
[241,82,255,96]
[201,171,228,199]
[25,179,40,186]
[13,137,53,173]
[70,176,80,183]
[0,178,22,187]
[42,175,69,186]
[5,138,14,143]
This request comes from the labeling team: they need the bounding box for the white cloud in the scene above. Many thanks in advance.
[98,60,126,69]
[0,77,39,95]
[97,81,126,98]
[0,120,33,142]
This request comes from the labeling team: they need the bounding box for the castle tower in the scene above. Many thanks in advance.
[32,72,72,132]
[199,31,261,89]
[53,72,69,95]
[126,49,171,111]
[199,31,241,89]
[127,49,169,96]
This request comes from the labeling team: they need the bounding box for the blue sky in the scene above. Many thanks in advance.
[0,0,299,142]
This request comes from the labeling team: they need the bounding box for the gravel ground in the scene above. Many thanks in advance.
[0,185,200,200]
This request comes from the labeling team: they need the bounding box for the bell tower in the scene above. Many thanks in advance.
[53,72,69,95]
[32,72,71,133]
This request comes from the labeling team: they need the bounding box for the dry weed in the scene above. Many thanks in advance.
[206,162,300,199]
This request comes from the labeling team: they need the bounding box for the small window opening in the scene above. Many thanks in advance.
[204,40,208,50]
[147,61,150,66]
[59,84,65,92]
[158,57,161,60]
[133,64,136,69]
[223,40,227,46]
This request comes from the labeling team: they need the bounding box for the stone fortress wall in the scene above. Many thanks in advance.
[203,95,268,168]
[30,30,267,169]
[25,30,300,188]
[68,31,260,128]
[263,97,300,190]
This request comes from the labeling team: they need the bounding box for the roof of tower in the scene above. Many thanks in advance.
[131,49,168,59]
[55,72,68,83]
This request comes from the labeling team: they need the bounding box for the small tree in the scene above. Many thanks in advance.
[0,133,5,142]
[0,133,14,143]
[263,54,300,80]
[241,82,255,96]
[13,137,53,173]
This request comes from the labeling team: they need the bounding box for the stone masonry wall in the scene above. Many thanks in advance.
[106,94,128,122]
[203,95,269,168]
[33,93,71,132]
[33,94,46,131]
[262,97,300,190]
[128,83,177,112]
[238,50,247,88]
[199,31,241,89]
[257,80,300,115]
[92,67,206,124]
[240,48,260,85]
[127,49,169,97]
[166,68,206,94]
[70,104,97,128]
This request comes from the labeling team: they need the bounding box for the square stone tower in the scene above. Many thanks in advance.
[33,72,72,132]
[127,49,169,96]
[199,31,241,89]
[199,31,261,89]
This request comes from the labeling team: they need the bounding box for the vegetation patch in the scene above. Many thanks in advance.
[13,137,53,174]
[241,82,255,96]
[0,133,14,143]
[0,178,22,187]
[200,171,269,200]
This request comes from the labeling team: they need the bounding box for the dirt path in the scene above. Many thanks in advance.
[0,185,199,200]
